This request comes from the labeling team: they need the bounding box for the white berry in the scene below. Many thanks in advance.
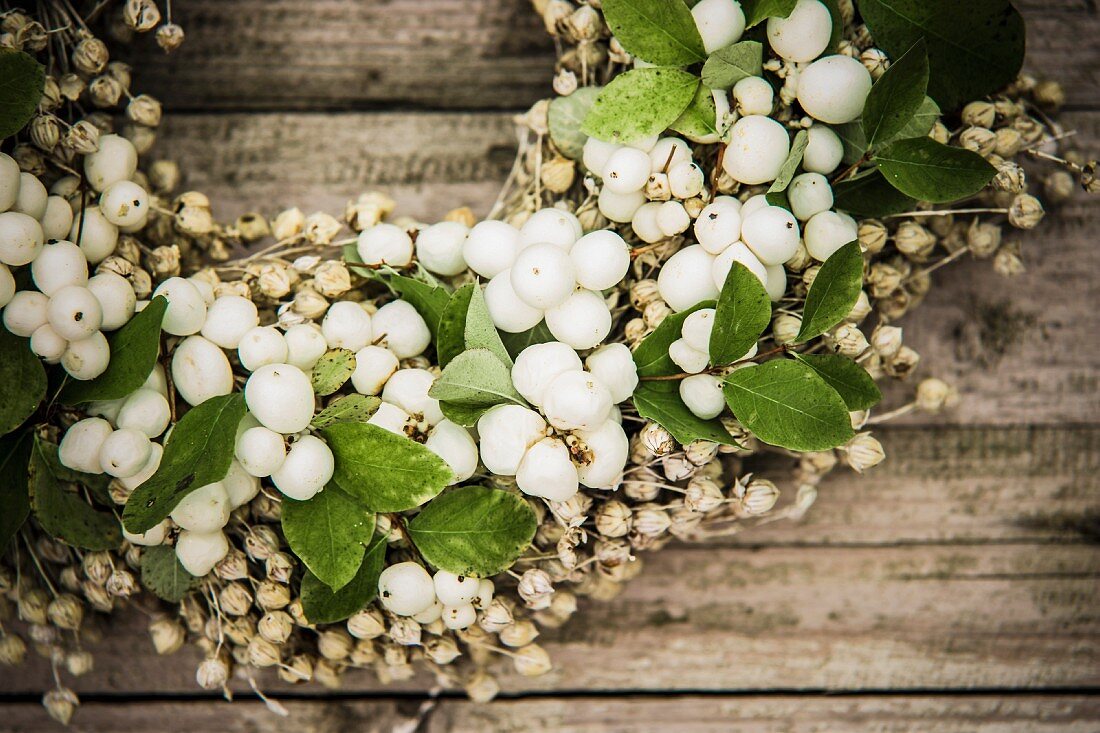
[69,206,118,264]
[171,482,231,533]
[4,290,48,337]
[434,571,479,605]
[382,368,443,425]
[462,220,519,278]
[47,285,102,341]
[476,404,547,475]
[519,208,582,251]
[733,76,775,116]
[598,187,646,223]
[12,173,46,219]
[545,289,612,350]
[30,324,67,363]
[372,299,430,359]
[245,363,315,434]
[235,426,287,478]
[680,373,726,419]
[576,419,629,490]
[669,338,709,373]
[40,196,74,241]
[322,301,373,352]
[511,341,583,406]
[237,326,289,372]
[117,388,171,438]
[692,0,746,53]
[356,223,413,267]
[649,137,693,172]
[119,442,163,491]
[805,210,858,261]
[367,401,411,435]
[378,562,436,616]
[0,211,44,266]
[83,134,138,192]
[741,206,801,266]
[797,55,872,124]
[585,343,638,403]
[582,137,622,176]
[0,153,19,211]
[284,323,327,370]
[153,277,208,336]
[765,264,787,302]
[510,242,577,310]
[175,530,229,577]
[442,603,477,630]
[681,308,716,353]
[602,147,651,194]
[694,197,743,254]
[86,272,136,331]
[656,200,691,237]
[803,125,845,174]
[712,241,768,290]
[59,417,113,474]
[668,161,705,199]
[0,263,13,309]
[416,221,468,276]
[483,272,544,333]
[425,419,478,485]
[723,115,791,185]
[171,335,234,406]
[223,459,261,509]
[541,369,613,431]
[351,345,399,395]
[99,428,153,478]
[570,230,630,291]
[516,437,578,502]
[99,180,149,228]
[123,518,168,547]
[631,202,665,244]
[767,0,832,62]
[788,173,835,221]
[201,295,258,349]
[657,244,719,312]
[271,435,333,501]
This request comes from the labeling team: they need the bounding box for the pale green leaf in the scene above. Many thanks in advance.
[549,86,602,160]
[311,394,382,429]
[793,353,882,410]
[282,486,375,591]
[767,129,809,196]
[437,283,474,368]
[310,348,356,396]
[429,348,525,408]
[301,532,387,624]
[464,285,513,367]
[670,82,719,142]
[499,321,555,360]
[582,67,700,145]
[710,262,772,365]
[140,545,202,602]
[633,381,737,446]
[601,0,707,66]
[701,40,763,90]
[742,0,798,28]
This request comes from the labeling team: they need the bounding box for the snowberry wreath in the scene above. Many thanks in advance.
[0,0,1092,724]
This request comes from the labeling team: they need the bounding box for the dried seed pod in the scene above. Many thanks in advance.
[156,23,186,52]
[513,644,552,677]
[73,36,109,75]
[517,569,554,610]
[196,656,229,689]
[47,594,84,631]
[844,432,886,473]
[124,0,162,32]
[317,629,354,661]
[43,687,79,725]
[740,479,780,515]
[347,608,386,639]
[149,616,186,655]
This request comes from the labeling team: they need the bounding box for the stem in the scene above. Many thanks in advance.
[883,207,1007,219]
[831,153,869,185]
[866,402,916,425]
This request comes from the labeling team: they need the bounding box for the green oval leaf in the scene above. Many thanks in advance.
[767,129,809,197]
[894,95,940,141]
[670,82,719,142]
[701,40,763,91]
[743,0,798,28]
[282,486,375,591]
[793,353,882,411]
[322,421,451,512]
[0,432,32,551]
[796,240,864,343]
[311,394,381,429]
[633,381,737,447]
[30,436,120,550]
[0,329,46,436]
[873,137,996,203]
[0,49,46,140]
[123,392,246,533]
[711,262,771,365]
[408,486,537,577]
[60,296,168,405]
[834,121,869,166]
[429,348,525,409]
[464,284,513,367]
[861,39,929,149]
[301,531,387,624]
[859,0,1025,111]
[833,169,917,217]
[437,283,474,368]
[549,86,602,160]
[140,545,202,602]
[582,67,700,145]
[723,359,854,451]
[311,348,356,396]
[601,0,707,66]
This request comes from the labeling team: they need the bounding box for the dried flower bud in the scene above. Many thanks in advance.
[147,244,181,278]
[1043,170,1076,204]
[961,101,997,129]
[105,569,136,598]
[29,115,59,151]
[174,205,214,236]
[643,299,672,329]
[513,644,552,677]
[149,616,185,655]
[640,421,675,456]
[1032,79,1065,110]
[517,569,554,610]
[256,611,293,645]
[1007,194,1044,229]
[256,264,293,300]
[993,127,1024,158]
[292,287,329,319]
[914,377,959,413]
[124,94,162,128]
[827,323,869,358]
[66,650,95,677]
[500,619,539,648]
[541,155,576,193]
[347,608,386,639]
[47,594,84,631]
[346,191,395,230]
[846,291,872,323]
[860,48,889,79]
[265,552,294,585]
[124,0,162,31]
[280,654,314,684]
[43,687,79,725]
[685,476,724,512]
[214,548,250,581]
[894,221,936,259]
[772,313,802,344]
[255,580,290,611]
[244,526,281,561]
[662,454,695,482]
[844,432,885,473]
[83,551,113,584]
[0,634,27,666]
[89,74,124,108]
[244,636,279,668]
[65,119,100,155]
[465,670,500,703]
[966,219,1002,258]
[156,23,185,52]
[479,598,515,633]
[740,479,780,515]
[633,506,671,538]
[312,260,352,298]
[58,73,85,103]
[857,220,888,254]
[867,263,903,298]
[385,616,420,647]
[18,588,49,625]
[958,127,996,158]
[73,36,109,74]
[219,582,253,616]
[684,440,718,466]
[993,247,1025,277]
[314,628,353,661]
[885,345,920,379]
[38,76,61,112]
[313,658,344,689]
[424,636,461,665]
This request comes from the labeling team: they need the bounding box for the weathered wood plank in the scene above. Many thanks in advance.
[125,2,1100,111]
[4,696,1100,733]
[4,541,1096,695]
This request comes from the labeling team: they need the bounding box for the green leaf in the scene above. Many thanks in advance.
[874,137,996,203]
[311,394,382,429]
[310,348,356,396]
[499,321,555,360]
[895,95,940,141]
[0,328,46,436]
[60,296,168,405]
[582,67,700,145]
[821,0,844,52]
[701,40,764,91]
[430,348,525,409]
[670,82,719,142]
[858,0,1025,111]
[834,121,869,166]
[767,129,809,196]
[723,359,854,451]
[793,353,882,410]
[282,486,375,591]
[36,436,112,505]
[861,39,929,149]
[437,283,474,368]
[343,242,373,277]
[300,532,387,624]
[796,240,864,343]
[711,262,771,365]
[0,49,46,140]
[322,421,452,512]
[140,545,202,602]
[549,86,602,160]
[0,432,32,550]
[633,381,737,446]
[742,0,798,28]
[409,486,537,577]
[464,285,513,367]
[122,393,246,534]
[600,0,707,66]
[833,169,918,217]
[633,301,716,378]
[30,436,120,550]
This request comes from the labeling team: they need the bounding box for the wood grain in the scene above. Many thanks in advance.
[4,696,1100,733]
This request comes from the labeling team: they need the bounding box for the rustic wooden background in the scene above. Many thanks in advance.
[4,0,1100,730]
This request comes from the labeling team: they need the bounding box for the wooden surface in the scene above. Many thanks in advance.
[4,1,1100,730]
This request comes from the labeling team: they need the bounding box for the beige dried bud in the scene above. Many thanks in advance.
[966,219,1002,258]
[255,611,292,645]
[629,279,661,310]
[244,636,279,668]
[885,345,920,379]
[1043,170,1076,204]
[958,127,997,158]
[860,48,889,79]
[553,67,578,97]
[541,156,576,193]
[844,432,885,473]
[640,421,675,456]
[1032,79,1065,110]
[256,264,293,300]
[1007,194,1044,229]
[517,569,554,610]
[105,569,136,598]
[47,594,84,631]
[38,76,61,112]
[29,115,59,151]
[300,211,341,245]
[684,440,718,467]
[88,75,124,108]
[624,317,649,345]
[143,161,177,196]
[480,597,516,633]
[279,654,314,684]
[993,127,1024,158]
[265,552,294,585]
[218,582,253,617]
[146,244,180,278]
[385,616,420,647]
[66,650,95,677]
[229,213,268,244]
[175,205,215,237]
[314,628,352,661]
[643,299,672,329]
[149,616,185,655]
[105,60,132,90]
[156,23,186,52]
[313,260,352,298]
[500,619,540,648]
[83,551,113,585]
[870,325,903,360]
[58,73,85,103]
[633,506,672,538]
[64,119,100,155]
[29,622,59,646]
[894,221,936,259]
[347,608,386,639]
[125,94,162,128]
[465,670,500,703]
[662,454,695,482]
[867,263,903,298]
[81,580,113,613]
[828,323,869,358]
[124,0,162,31]
[961,101,997,129]
[255,580,291,611]
[513,643,553,677]
[122,121,157,154]
[685,476,724,512]
[0,634,27,666]
[424,636,461,665]
[213,548,249,582]
[345,191,395,230]
[97,256,135,280]
[73,36,109,74]
[914,377,959,413]
[993,247,1025,277]
[293,287,329,319]
[846,291,872,324]
[272,207,305,241]
[772,313,802,345]
[857,219,888,254]
[43,687,79,725]
[313,658,344,689]
[244,525,281,562]
[740,479,780,515]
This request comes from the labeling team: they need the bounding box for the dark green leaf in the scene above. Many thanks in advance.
[310,348,356,396]
[582,67,700,145]
[549,86,602,160]
[60,296,168,405]
[796,240,864,343]
[0,49,46,140]
[834,121,868,165]
[767,129,809,195]
[322,421,452,512]
[833,168,917,217]
[821,0,844,51]
[742,0,798,28]
[861,39,929,149]
[37,436,112,505]
[711,262,771,365]
[0,431,32,550]
[408,486,537,577]
[282,486,375,591]
[123,393,246,534]
[429,348,525,408]
[600,0,707,66]
[30,436,120,550]
[301,532,387,624]
[632,301,716,378]
[858,0,1025,111]
[701,40,764,90]
[464,285,513,367]
[723,359,854,451]
[633,381,737,446]
[895,96,940,141]
[0,328,45,436]
[499,321,555,360]
[874,137,996,203]
[670,82,719,142]
[140,545,202,602]
[437,283,474,368]
[793,353,882,410]
[311,394,382,429]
